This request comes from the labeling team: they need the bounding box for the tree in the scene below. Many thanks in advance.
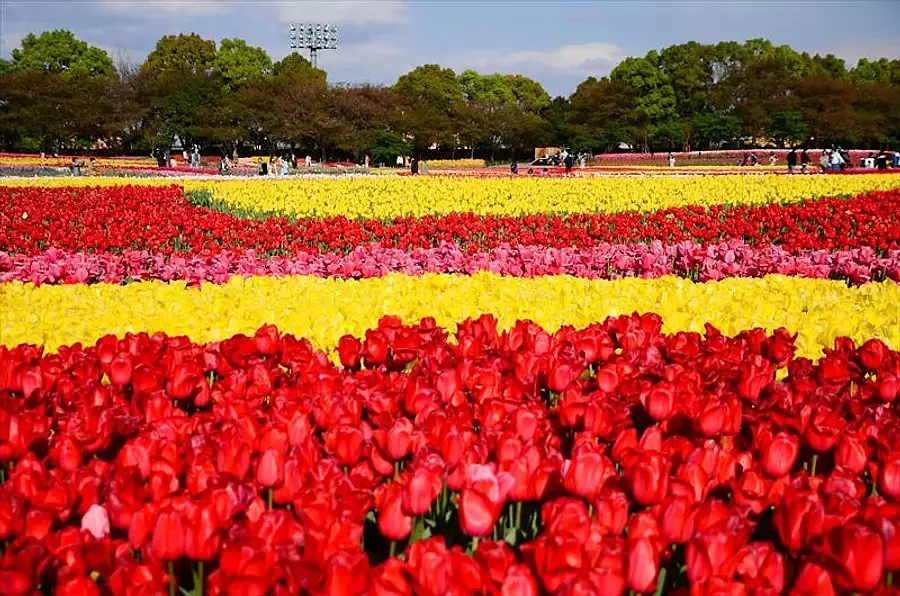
[503,75,551,112]
[610,53,677,150]
[368,131,411,165]
[272,53,327,86]
[767,110,807,146]
[10,30,113,77]
[850,58,900,84]
[691,113,741,150]
[569,77,635,151]
[214,38,272,88]
[143,34,216,76]
[394,65,464,151]
[137,34,221,150]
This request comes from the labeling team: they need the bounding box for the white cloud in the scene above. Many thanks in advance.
[98,0,228,17]
[274,1,409,26]
[97,1,409,26]
[454,42,624,73]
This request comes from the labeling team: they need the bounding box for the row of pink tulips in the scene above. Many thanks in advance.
[1,242,897,286]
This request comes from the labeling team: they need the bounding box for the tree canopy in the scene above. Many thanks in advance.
[10,30,114,77]
[0,31,897,157]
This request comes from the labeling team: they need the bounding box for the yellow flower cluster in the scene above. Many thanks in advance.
[426,159,487,169]
[185,173,900,218]
[2,274,896,358]
[3,173,898,219]
[0,156,161,168]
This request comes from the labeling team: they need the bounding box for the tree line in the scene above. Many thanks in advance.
[0,30,898,161]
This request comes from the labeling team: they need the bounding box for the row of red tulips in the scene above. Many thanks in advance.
[2,186,900,256]
[0,315,898,595]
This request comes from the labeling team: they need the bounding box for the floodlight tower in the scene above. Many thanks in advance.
[289,22,338,69]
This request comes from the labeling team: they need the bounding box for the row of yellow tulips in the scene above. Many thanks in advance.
[3,174,899,218]
[2,273,896,358]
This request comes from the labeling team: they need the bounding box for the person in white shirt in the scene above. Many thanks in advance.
[396,155,404,168]
[830,150,844,172]
[305,155,312,167]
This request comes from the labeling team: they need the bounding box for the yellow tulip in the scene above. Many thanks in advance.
[2,274,896,359]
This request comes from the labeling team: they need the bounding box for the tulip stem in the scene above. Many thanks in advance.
[515,502,522,531]
[168,561,176,596]
[888,572,893,587]
[194,562,204,596]
[810,454,818,477]
[268,488,273,510]
[471,536,480,552]
[389,540,397,558]
[653,566,667,596]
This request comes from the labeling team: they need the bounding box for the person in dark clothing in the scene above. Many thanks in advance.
[510,160,518,175]
[787,148,798,174]
[800,149,810,174]
[876,150,889,170]
[564,153,574,174]
[410,157,419,175]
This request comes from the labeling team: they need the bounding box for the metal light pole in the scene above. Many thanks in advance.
[289,22,338,69]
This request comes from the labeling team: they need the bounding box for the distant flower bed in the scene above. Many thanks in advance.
[427,159,488,169]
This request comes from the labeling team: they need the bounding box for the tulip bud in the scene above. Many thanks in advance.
[760,432,799,478]
[858,338,888,371]
[624,452,670,506]
[256,449,284,488]
[879,454,900,501]
[151,509,186,560]
[337,335,362,369]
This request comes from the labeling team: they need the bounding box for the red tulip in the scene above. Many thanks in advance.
[657,496,696,544]
[835,433,867,474]
[790,562,836,596]
[338,335,363,369]
[376,483,412,541]
[643,383,675,421]
[624,452,670,506]
[737,356,773,401]
[773,490,825,553]
[326,551,369,596]
[403,468,442,516]
[760,432,799,478]
[879,453,900,501]
[255,449,284,488]
[364,330,390,366]
[626,538,658,593]
[825,523,884,592]
[185,503,221,561]
[460,465,514,537]
[151,508,186,560]
[859,338,888,371]
[562,448,616,501]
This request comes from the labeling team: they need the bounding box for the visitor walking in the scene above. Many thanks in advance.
[667,152,675,167]
[768,152,777,165]
[787,148,797,174]
[410,157,419,176]
[564,152,574,175]
[800,149,809,173]
[829,149,844,172]
[876,150,889,170]
[306,155,313,168]
[191,146,200,169]
[510,159,518,175]
[281,156,290,176]
[396,155,403,169]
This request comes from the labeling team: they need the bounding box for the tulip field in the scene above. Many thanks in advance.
[1,172,900,596]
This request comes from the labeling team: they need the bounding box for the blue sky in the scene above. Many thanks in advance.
[1,0,898,96]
